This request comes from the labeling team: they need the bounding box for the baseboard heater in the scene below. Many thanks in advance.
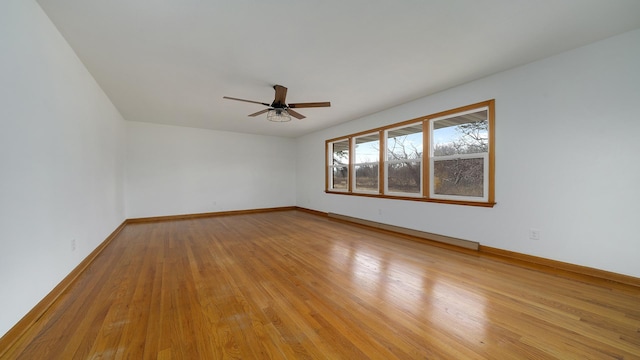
[327,212,479,251]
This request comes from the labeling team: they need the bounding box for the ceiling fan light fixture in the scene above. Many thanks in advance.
[267,108,291,122]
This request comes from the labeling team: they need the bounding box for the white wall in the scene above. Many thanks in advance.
[125,122,296,218]
[0,0,126,337]
[296,29,640,278]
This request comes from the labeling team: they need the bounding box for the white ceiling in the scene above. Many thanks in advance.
[36,0,640,138]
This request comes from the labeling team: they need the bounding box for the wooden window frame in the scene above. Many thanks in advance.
[352,132,381,194]
[326,138,350,192]
[325,100,496,207]
[384,122,424,197]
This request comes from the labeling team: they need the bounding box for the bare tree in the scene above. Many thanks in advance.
[331,147,349,188]
[387,136,422,192]
[433,121,487,196]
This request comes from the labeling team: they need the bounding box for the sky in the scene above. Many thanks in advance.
[351,121,487,164]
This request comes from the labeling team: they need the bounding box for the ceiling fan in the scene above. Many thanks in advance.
[223,85,330,121]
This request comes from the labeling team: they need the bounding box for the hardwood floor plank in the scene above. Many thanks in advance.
[2,210,639,359]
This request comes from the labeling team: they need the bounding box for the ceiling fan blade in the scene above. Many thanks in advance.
[248,109,270,117]
[287,109,306,120]
[273,85,288,105]
[223,96,270,106]
[288,102,331,108]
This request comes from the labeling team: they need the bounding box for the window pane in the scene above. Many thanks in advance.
[387,124,423,161]
[332,140,349,166]
[354,164,378,191]
[433,158,484,197]
[386,123,422,195]
[332,166,348,190]
[354,134,379,164]
[354,133,379,192]
[433,109,488,156]
[388,161,421,194]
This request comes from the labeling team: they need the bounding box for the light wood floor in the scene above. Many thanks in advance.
[2,210,639,359]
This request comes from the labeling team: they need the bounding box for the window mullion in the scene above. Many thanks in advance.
[348,137,353,193]
[378,130,384,195]
[423,119,429,198]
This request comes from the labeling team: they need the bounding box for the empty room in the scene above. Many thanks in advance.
[1,0,640,359]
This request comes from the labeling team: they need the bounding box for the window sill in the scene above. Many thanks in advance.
[325,190,496,208]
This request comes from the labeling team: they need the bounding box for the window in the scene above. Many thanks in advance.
[325,100,494,207]
[385,123,422,196]
[430,107,489,202]
[327,139,349,191]
[353,133,380,193]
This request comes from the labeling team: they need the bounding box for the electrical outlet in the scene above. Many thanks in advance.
[71,239,76,251]
[378,209,382,215]
[529,229,540,241]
